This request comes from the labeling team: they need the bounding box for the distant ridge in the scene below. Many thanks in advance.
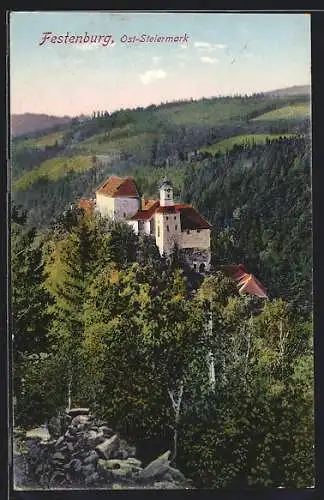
[11,113,73,137]
[264,84,311,97]
[11,85,310,138]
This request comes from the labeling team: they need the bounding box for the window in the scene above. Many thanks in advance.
[193,263,197,270]
[157,226,160,237]
[167,225,170,232]
[166,216,169,220]
[197,229,201,233]
[187,230,190,235]
[175,225,178,231]
[174,216,176,220]
[123,212,126,218]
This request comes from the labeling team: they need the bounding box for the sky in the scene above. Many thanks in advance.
[10,11,311,117]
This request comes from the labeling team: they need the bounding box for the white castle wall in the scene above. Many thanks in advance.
[155,212,181,256]
[96,194,139,220]
[95,193,115,218]
[179,229,210,249]
[114,197,140,220]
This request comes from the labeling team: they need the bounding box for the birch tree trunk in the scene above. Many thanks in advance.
[168,380,184,464]
[67,370,72,411]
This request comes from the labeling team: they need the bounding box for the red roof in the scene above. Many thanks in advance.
[142,199,158,210]
[220,264,268,299]
[131,201,212,230]
[178,205,212,230]
[78,199,95,215]
[130,200,160,221]
[96,176,139,198]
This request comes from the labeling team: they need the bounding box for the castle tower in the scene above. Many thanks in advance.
[155,179,181,256]
[159,179,174,207]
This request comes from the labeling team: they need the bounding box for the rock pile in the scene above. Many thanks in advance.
[16,408,190,489]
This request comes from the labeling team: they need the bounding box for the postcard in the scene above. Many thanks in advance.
[9,10,313,491]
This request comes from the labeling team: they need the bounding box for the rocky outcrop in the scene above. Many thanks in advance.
[14,408,190,490]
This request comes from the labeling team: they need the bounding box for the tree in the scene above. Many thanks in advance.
[44,214,113,409]
[11,206,51,360]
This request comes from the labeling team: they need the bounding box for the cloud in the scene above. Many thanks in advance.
[194,41,227,52]
[194,41,210,49]
[200,56,218,64]
[139,68,167,85]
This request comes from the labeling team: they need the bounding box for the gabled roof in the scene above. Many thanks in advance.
[220,264,268,299]
[96,176,140,198]
[132,201,212,230]
[130,200,160,221]
[179,205,212,230]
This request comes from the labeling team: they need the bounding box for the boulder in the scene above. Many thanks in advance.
[67,408,90,418]
[71,415,91,427]
[54,436,65,448]
[84,429,104,446]
[82,463,96,477]
[126,457,142,467]
[168,466,186,483]
[26,426,50,442]
[139,450,171,481]
[98,425,114,438]
[48,416,62,438]
[70,458,82,473]
[52,452,65,462]
[85,472,100,485]
[83,450,99,464]
[96,434,119,459]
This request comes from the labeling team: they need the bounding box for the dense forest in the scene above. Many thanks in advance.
[11,88,313,488]
[12,206,313,488]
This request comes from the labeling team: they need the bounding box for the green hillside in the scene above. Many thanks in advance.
[73,131,158,155]
[13,156,93,191]
[22,131,65,148]
[252,102,310,121]
[11,88,311,227]
[200,133,299,155]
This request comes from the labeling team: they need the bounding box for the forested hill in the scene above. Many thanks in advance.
[12,88,310,224]
[181,136,311,313]
[11,88,311,312]
[11,113,73,137]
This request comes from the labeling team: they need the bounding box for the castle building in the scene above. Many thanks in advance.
[82,175,212,272]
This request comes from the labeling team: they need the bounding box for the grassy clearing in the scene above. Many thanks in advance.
[252,103,310,121]
[20,131,65,149]
[200,133,299,155]
[13,156,93,191]
[73,132,157,155]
